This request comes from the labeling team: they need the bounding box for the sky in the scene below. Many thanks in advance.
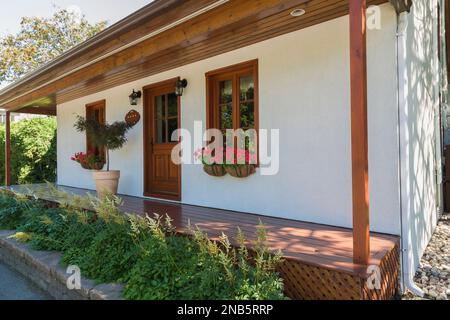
[0,0,153,36]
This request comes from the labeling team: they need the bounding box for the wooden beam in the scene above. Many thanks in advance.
[5,111,11,186]
[16,106,56,116]
[0,0,217,107]
[349,0,370,265]
[1,0,336,110]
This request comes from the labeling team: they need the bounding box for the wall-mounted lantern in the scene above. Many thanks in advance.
[175,79,188,97]
[129,90,142,106]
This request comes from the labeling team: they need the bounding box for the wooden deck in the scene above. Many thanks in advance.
[5,184,400,300]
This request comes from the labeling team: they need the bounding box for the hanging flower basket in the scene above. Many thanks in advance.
[72,152,105,171]
[203,164,226,177]
[195,147,227,178]
[225,164,256,178]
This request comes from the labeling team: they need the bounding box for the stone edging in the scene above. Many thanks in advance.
[0,230,124,300]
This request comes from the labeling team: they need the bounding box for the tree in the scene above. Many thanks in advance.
[0,118,57,185]
[0,9,107,84]
[74,116,133,171]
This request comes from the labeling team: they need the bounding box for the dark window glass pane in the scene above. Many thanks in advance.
[220,104,233,130]
[240,102,255,128]
[156,119,166,143]
[219,80,232,104]
[168,118,178,142]
[168,93,178,117]
[155,95,165,119]
[240,75,254,101]
[94,109,100,122]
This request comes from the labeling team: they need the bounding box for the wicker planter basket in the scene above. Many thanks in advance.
[225,164,256,178]
[81,162,105,170]
[203,164,226,177]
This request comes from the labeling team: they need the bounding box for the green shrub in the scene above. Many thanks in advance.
[0,117,57,185]
[0,191,286,300]
[61,212,104,265]
[123,216,285,300]
[18,207,70,251]
[0,191,36,229]
[63,197,139,283]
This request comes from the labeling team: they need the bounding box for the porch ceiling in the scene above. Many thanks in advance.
[0,0,388,114]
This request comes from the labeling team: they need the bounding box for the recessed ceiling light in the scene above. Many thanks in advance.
[290,8,306,17]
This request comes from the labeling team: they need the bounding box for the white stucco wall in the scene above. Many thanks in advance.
[399,0,441,284]
[57,4,401,235]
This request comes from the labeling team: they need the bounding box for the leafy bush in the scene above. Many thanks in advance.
[18,207,70,251]
[60,212,103,267]
[0,117,57,185]
[0,190,286,300]
[123,216,285,300]
[0,191,36,229]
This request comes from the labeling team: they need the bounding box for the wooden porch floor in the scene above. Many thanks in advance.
[5,184,400,300]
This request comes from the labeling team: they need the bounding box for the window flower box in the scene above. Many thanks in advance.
[203,164,226,177]
[224,146,257,178]
[225,164,256,178]
[195,147,226,177]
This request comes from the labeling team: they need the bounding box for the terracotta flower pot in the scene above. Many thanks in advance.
[92,170,120,198]
[225,165,256,178]
[203,164,226,177]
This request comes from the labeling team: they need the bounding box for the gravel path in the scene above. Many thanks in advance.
[0,262,51,300]
[403,214,450,300]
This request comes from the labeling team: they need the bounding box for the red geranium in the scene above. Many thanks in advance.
[71,151,105,170]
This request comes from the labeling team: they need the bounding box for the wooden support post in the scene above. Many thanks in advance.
[349,0,370,265]
[5,111,11,186]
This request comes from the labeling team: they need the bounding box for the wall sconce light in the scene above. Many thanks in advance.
[129,90,142,106]
[175,79,188,97]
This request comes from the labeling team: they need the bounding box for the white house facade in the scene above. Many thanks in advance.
[0,0,446,299]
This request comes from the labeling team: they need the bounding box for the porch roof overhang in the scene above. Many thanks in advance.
[0,0,392,115]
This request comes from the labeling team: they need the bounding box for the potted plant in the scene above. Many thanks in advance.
[195,147,226,177]
[74,115,132,197]
[224,146,257,178]
[71,151,105,170]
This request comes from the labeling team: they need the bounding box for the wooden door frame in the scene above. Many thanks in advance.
[143,77,181,201]
[85,99,106,157]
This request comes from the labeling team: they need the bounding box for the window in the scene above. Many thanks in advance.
[154,92,179,143]
[85,100,106,158]
[206,60,258,134]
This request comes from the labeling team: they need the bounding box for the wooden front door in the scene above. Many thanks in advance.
[144,79,181,200]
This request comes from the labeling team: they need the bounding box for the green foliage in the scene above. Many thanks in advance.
[124,218,285,300]
[0,191,36,229]
[76,221,141,283]
[0,9,107,83]
[60,213,103,267]
[74,115,132,170]
[0,189,286,300]
[18,207,70,251]
[0,117,57,185]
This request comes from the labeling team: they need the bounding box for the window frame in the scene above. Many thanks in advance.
[205,59,259,134]
[206,60,259,167]
[85,99,106,159]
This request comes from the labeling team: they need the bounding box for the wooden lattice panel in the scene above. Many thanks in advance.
[278,244,400,300]
[362,244,400,300]
[278,259,362,300]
